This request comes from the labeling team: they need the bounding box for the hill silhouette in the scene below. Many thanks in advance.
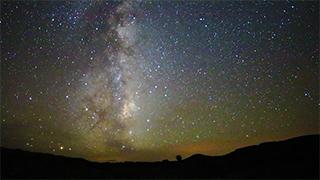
[1,134,319,178]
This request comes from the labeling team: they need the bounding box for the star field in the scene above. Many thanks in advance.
[1,1,319,162]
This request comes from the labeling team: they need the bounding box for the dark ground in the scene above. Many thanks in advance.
[1,134,319,179]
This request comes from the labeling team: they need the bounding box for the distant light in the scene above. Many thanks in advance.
[60,146,64,150]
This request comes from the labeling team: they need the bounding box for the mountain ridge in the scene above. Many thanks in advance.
[2,134,319,178]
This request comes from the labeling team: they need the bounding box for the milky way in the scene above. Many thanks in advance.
[70,1,142,152]
[1,0,319,162]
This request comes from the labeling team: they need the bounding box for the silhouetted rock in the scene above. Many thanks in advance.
[1,134,319,178]
[162,159,169,163]
[176,155,182,161]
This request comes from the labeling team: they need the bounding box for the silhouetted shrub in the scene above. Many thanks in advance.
[176,155,182,161]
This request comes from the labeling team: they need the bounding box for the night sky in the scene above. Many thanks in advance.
[1,1,319,162]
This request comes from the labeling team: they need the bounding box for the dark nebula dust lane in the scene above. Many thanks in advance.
[1,1,319,162]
